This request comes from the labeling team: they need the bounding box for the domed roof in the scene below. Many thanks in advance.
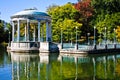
[11,8,50,20]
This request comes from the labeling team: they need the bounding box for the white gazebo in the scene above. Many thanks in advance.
[10,8,58,53]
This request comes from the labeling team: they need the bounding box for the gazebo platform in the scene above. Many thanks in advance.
[9,42,39,53]
[7,42,59,53]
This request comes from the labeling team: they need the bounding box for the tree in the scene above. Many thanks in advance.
[91,0,120,14]
[47,3,82,42]
[74,0,94,36]
[91,0,120,42]
[0,20,4,43]
[0,20,11,44]
[75,0,93,19]
[96,13,120,41]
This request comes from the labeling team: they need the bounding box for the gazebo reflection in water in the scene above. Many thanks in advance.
[10,52,118,80]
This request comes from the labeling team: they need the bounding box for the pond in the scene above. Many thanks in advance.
[0,46,120,80]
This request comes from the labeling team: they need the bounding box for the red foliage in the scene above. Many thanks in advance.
[74,0,94,18]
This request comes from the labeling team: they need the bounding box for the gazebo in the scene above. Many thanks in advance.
[10,8,58,53]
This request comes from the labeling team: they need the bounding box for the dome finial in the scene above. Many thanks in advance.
[24,7,37,11]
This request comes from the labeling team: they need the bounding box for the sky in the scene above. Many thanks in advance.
[0,0,77,22]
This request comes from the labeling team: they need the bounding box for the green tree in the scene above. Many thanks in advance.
[96,13,120,41]
[0,20,11,44]
[0,20,4,43]
[47,3,82,42]
[91,0,120,14]
[91,0,120,42]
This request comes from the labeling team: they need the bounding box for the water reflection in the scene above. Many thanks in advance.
[11,52,39,80]
[0,48,11,80]
[10,52,120,80]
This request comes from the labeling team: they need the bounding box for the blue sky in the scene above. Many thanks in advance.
[0,0,77,22]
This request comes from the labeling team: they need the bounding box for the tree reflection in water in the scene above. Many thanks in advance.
[10,52,120,80]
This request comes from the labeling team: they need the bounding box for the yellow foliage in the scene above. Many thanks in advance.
[115,26,120,42]
[115,59,120,77]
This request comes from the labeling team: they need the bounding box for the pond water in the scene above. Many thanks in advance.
[0,46,120,80]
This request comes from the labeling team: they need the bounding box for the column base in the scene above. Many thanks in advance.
[39,42,59,53]
[58,43,63,50]
[74,44,78,50]
[94,45,97,49]
[10,42,39,53]
[114,44,116,49]
[105,44,107,49]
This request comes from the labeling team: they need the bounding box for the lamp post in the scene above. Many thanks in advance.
[61,28,63,44]
[104,27,107,49]
[105,27,106,44]
[99,32,102,46]
[76,26,78,45]
[94,26,96,49]
[75,26,78,50]
[114,28,116,44]
[114,28,116,48]
[60,28,63,49]
[9,31,10,47]
[87,33,90,45]
[71,32,72,46]
[94,26,96,45]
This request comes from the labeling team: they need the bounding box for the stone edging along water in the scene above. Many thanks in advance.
[59,48,120,54]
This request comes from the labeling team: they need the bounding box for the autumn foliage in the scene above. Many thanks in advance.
[115,26,120,42]
[74,0,94,18]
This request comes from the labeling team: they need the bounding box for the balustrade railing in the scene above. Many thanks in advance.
[61,43,120,51]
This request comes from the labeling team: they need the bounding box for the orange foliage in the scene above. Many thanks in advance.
[74,0,94,18]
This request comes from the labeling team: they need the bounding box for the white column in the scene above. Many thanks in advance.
[27,19,30,41]
[33,26,36,41]
[41,26,44,42]
[49,23,52,41]
[12,21,15,42]
[46,21,49,42]
[38,21,40,42]
[25,25,27,41]
[17,20,20,42]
